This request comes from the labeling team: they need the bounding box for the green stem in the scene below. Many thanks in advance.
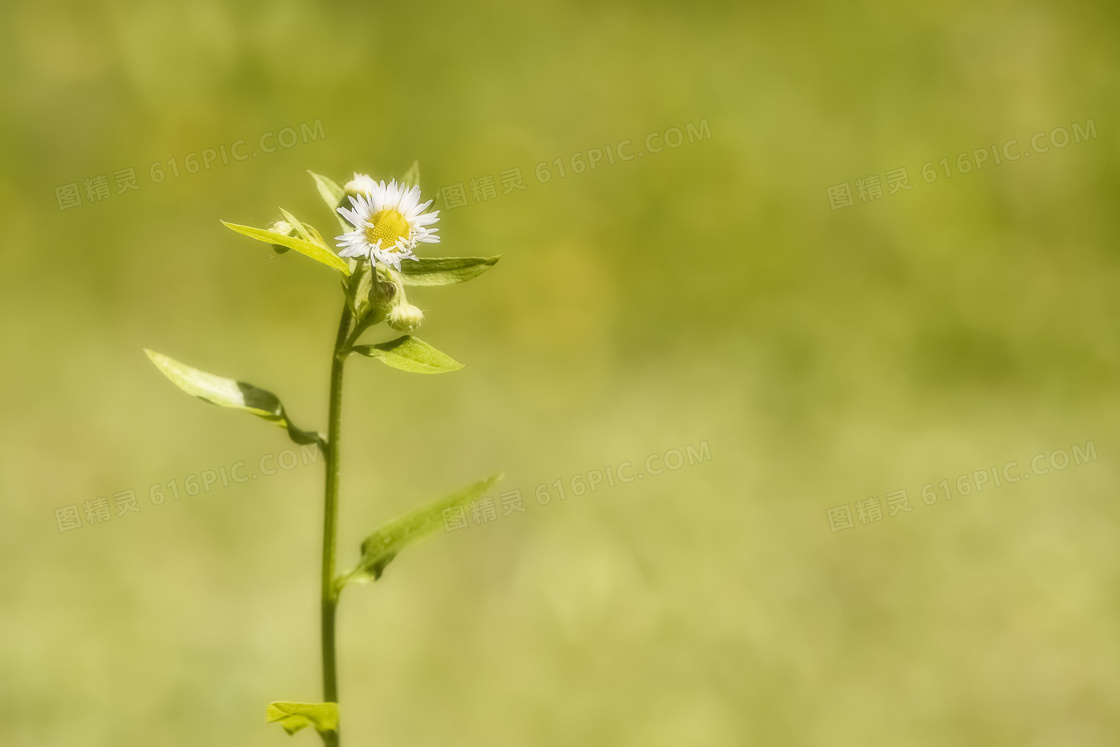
[321,298,353,747]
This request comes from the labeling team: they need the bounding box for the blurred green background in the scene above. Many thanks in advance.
[2,0,1119,744]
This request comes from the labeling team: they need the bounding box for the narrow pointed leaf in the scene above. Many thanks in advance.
[308,171,352,232]
[399,256,501,286]
[222,221,350,275]
[308,170,345,210]
[351,335,463,374]
[278,208,327,248]
[266,702,339,736]
[344,262,375,321]
[401,160,420,189]
[343,473,504,585]
[145,350,323,446]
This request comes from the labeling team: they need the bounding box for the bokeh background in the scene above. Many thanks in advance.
[2,1,1119,745]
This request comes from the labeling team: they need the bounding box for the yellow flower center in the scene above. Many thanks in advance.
[365,209,410,251]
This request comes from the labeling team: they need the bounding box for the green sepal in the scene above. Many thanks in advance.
[266,702,339,736]
[144,350,324,447]
[351,335,463,374]
[340,473,504,587]
[399,256,501,287]
[222,221,350,275]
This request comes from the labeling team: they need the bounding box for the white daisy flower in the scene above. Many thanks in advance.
[335,177,440,270]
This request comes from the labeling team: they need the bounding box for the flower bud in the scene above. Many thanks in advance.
[388,302,424,332]
[268,220,294,254]
[344,173,377,199]
[370,280,397,305]
[357,281,396,328]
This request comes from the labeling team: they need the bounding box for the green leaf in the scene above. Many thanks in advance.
[222,221,350,275]
[351,335,463,374]
[308,171,351,232]
[344,262,375,321]
[266,702,339,736]
[400,160,420,189]
[343,473,504,585]
[145,350,323,446]
[308,170,344,210]
[278,207,327,249]
[399,256,501,287]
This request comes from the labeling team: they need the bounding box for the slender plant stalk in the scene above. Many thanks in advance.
[147,174,494,744]
[321,298,353,747]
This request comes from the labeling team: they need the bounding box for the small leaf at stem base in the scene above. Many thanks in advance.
[266,701,339,736]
